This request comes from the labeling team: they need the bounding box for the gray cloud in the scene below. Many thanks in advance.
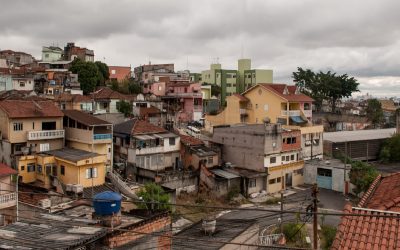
[1,0,400,96]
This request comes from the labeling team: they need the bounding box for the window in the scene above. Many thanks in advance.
[291,155,295,161]
[15,144,23,152]
[27,164,35,172]
[317,168,332,177]
[42,121,56,130]
[19,81,25,87]
[264,104,269,111]
[20,165,25,171]
[294,169,303,176]
[169,137,176,146]
[13,122,23,131]
[286,156,290,161]
[270,157,276,164]
[269,178,276,184]
[32,122,35,129]
[277,177,281,183]
[86,167,98,179]
[39,143,50,152]
[37,164,42,174]
[60,165,65,175]
[208,157,213,164]
[103,102,108,109]
[249,178,256,188]
[111,69,116,74]
[281,156,285,161]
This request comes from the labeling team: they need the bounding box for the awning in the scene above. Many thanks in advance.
[290,116,307,124]
[134,135,155,140]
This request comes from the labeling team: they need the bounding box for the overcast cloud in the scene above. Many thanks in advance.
[1,0,400,97]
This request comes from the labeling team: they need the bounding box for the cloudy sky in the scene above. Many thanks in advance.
[1,0,400,97]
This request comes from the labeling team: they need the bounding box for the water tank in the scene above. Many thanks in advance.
[93,191,122,216]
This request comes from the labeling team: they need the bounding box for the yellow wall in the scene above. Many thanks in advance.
[267,161,304,194]
[205,96,242,131]
[17,155,38,184]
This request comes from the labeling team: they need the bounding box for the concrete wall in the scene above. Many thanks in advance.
[299,125,324,160]
[0,141,12,166]
[304,160,348,193]
[12,78,34,91]
[267,161,304,194]
[0,75,12,91]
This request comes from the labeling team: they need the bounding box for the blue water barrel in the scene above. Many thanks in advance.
[93,191,122,216]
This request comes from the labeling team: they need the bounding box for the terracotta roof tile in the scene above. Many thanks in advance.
[332,204,400,250]
[258,83,314,102]
[91,87,133,100]
[139,106,161,116]
[55,93,91,102]
[179,134,204,146]
[0,163,17,177]
[232,93,249,102]
[62,110,110,126]
[0,100,63,118]
[114,119,167,135]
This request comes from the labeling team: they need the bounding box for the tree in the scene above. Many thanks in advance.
[365,99,384,128]
[380,134,400,162]
[128,80,142,94]
[292,67,359,112]
[70,59,101,94]
[110,79,119,91]
[116,100,132,117]
[95,61,109,86]
[349,161,379,196]
[210,84,221,97]
[136,182,170,210]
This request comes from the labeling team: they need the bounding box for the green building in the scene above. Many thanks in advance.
[200,59,273,105]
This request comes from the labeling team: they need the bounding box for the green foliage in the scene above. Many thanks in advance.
[349,161,379,195]
[211,84,221,97]
[136,182,170,210]
[110,79,119,91]
[128,80,142,94]
[292,67,359,112]
[226,185,240,201]
[264,197,281,205]
[380,134,400,162]
[116,100,132,117]
[283,223,307,247]
[321,225,337,250]
[366,99,384,128]
[70,59,110,94]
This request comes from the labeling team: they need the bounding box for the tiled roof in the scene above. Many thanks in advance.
[91,87,129,100]
[257,83,314,102]
[180,134,204,146]
[54,93,91,102]
[108,66,131,82]
[114,119,167,135]
[358,173,400,212]
[232,93,249,102]
[62,110,110,126]
[0,163,17,177]
[139,106,161,116]
[332,204,400,250]
[0,100,64,118]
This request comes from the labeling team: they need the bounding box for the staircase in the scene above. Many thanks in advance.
[107,171,139,200]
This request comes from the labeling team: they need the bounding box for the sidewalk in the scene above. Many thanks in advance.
[306,223,320,250]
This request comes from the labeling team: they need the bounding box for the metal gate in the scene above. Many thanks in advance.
[316,168,332,190]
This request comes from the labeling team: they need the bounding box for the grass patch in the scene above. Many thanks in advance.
[320,225,337,250]
[264,197,281,205]
[282,222,310,248]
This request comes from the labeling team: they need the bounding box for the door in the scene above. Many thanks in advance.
[285,173,292,187]
[317,168,332,190]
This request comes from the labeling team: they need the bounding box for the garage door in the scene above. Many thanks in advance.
[317,168,332,190]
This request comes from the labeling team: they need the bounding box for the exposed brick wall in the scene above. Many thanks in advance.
[281,130,301,152]
[104,214,171,249]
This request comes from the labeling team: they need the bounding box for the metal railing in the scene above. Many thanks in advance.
[93,134,112,140]
[28,130,64,140]
[259,233,284,246]
[0,192,16,205]
[281,110,301,116]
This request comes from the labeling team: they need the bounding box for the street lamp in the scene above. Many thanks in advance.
[334,144,348,195]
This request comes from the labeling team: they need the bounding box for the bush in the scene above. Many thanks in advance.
[380,134,400,162]
[349,161,379,196]
[283,223,306,246]
[321,225,337,250]
[136,182,170,211]
[226,186,240,201]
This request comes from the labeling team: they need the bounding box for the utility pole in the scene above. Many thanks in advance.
[312,183,319,250]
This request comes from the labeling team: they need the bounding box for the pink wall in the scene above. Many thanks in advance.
[150,82,166,96]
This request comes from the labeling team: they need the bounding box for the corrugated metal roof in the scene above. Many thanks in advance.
[210,169,240,179]
[324,128,396,143]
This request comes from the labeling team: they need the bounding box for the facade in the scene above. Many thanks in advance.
[324,128,396,161]
[113,119,180,183]
[63,110,113,171]
[108,66,131,82]
[134,63,174,83]
[91,87,129,114]
[205,83,313,132]
[179,134,218,170]
[201,59,273,105]
[12,76,34,91]
[212,123,304,195]
[201,84,220,114]
[0,75,12,91]
[0,50,35,67]
[0,100,64,167]
[54,93,93,112]
[43,70,80,96]
[0,163,18,225]
[63,42,94,62]
[41,46,63,62]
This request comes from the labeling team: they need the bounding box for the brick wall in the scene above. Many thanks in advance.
[282,130,301,152]
[104,214,171,249]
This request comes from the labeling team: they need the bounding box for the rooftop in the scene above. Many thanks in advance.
[331,204,400,250]
[191,145,217,157]
[180,134,204,146]
[0,163,17,177]
[0,100,64,118]
[324,128,396,143]
[210,169,240,179]
[0,214,107,250]
[63,110,111,126]
[54,93,91,102]
[91,87,129,100]
[114,119,167,135]
[47,148,99,162]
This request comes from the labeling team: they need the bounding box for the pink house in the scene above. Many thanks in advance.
[163,82,203,123]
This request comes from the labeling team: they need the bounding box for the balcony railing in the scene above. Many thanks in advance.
[281,110,300,116]
[303,110,312,117]
[0,192,17,209]
[28,130,64,140]
[166,92,202,98]
[93,134,112,140]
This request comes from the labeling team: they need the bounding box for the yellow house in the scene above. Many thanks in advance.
[62,110,113,171]
[205,84,314,132]
[54,93,93,112]
[0,100,64,167]
[17,148,106,189]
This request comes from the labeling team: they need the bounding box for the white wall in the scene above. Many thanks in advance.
[12,78,34,91]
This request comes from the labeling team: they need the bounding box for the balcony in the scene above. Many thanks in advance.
[281,110,300,116]
[135,146,165,155]
[93,134,112,140]
[0,192,17,209]
[303,110,312,117]
[240,108,247,115]
[166,92,202,98]
[28,130,64,140]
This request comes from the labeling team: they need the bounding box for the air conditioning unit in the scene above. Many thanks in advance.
[72,184,83,194]
[38,199,51,209]
[66,184,73,192]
